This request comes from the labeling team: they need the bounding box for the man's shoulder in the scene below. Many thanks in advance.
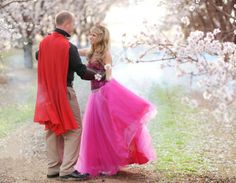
[40,34,51,43]
[69,42,77,50]
[69,42,80,55]
[42,33,68,44]
[40,33,55,45]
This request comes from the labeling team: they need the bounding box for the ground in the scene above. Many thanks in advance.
[0,122,236,183]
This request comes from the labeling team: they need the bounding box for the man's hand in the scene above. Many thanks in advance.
[95,71,106,81]
[81,68,106,81]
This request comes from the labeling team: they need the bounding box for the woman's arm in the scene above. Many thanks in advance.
[77,48,90,57]
[103,51,112,81]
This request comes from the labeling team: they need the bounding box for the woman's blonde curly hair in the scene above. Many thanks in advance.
[87,24,110,63]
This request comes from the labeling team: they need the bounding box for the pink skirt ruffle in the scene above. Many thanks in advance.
[75,79,157,176]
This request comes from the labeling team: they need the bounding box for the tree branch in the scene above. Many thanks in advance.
[0,0,33,9]
[208,1,236,21]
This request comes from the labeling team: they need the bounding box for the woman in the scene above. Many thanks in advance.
[74,25,157,177]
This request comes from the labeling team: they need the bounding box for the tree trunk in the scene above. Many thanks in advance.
[23,40,33,69]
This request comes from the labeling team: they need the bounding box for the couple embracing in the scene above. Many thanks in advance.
[34,11,156,181]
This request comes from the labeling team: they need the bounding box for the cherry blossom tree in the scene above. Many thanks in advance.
[162,0,236,42]
[0,0,65,68]
[0,0,32,9]
[121,1,236,126]
[75,0,121,47]
[0,0,121,68]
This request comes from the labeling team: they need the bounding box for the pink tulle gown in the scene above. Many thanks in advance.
[74,60,157,177]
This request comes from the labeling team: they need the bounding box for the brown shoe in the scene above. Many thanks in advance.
[47,173,59,178]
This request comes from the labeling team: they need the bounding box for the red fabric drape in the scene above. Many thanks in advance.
[34,32,78,135]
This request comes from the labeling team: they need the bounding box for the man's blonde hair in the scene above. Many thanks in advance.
[55,11,74,26]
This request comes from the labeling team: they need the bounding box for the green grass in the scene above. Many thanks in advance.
[0,45,38,58]
[149,86,208,175]
[0,47,38,138]
[0,48,22,60]
[0,87,35,138]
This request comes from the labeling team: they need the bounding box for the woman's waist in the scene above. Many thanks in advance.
[91,80,107,90]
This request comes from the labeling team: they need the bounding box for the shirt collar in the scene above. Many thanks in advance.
[54,28,71,38]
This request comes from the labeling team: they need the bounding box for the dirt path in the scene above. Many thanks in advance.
[0,122,160,183]
[1,122,236,183]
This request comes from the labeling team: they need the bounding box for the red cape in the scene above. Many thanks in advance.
[34,32,78,135]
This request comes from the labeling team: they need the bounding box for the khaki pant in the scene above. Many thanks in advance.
[46,87,82,176]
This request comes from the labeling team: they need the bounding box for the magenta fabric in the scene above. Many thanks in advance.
[75,78,157,176]
[88,60,107,90]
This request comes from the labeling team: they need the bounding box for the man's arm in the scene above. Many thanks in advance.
[35,50,39,60]
[69,44,105,80]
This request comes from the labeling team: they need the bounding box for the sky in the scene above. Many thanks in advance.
[104,1,167,45]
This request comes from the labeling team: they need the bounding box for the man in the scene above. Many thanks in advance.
[34,11,103,180]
